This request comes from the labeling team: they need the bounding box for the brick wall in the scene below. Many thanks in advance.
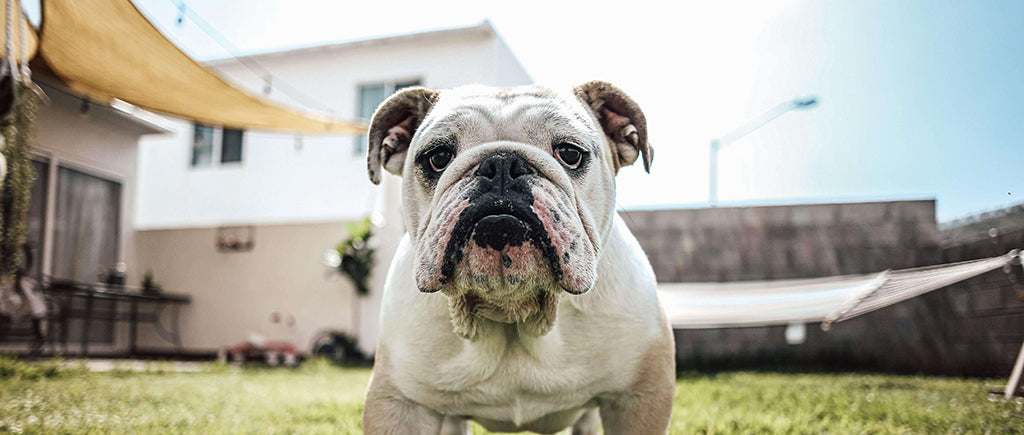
[622,200,940,282]
[937,224,1024,377]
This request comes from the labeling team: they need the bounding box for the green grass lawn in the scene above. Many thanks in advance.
[1,358,1022,434]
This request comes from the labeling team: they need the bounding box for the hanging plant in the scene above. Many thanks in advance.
[333,218,376,297]
[0,83,38,283]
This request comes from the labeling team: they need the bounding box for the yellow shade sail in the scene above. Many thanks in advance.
[38,0,364,134]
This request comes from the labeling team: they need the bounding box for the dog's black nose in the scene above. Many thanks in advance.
[473,214,529,250]
[475,154,534,192]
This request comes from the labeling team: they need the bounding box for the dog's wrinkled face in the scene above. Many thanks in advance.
[367,82,652,339]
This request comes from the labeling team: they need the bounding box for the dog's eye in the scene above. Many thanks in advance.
[554,144,584,169]
[428,150,453,172]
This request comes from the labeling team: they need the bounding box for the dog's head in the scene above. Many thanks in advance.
[367,82,652,339]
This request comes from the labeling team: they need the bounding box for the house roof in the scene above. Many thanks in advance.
[37,79,171,135]
[204,20,497,67]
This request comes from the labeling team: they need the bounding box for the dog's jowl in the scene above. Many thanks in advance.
[362,82,675,434]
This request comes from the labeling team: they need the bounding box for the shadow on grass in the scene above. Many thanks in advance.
[0,354,90,380]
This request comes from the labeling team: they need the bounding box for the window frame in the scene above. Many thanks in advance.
[52,164,123,281]
[354,78,422,157]
[220,127,245,164]
[28,153,126,281]
[190,123,245,168]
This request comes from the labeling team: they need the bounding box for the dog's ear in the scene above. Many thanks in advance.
[573,81,653,173]
[367,87,441,184]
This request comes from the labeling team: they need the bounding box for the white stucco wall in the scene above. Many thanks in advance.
[136,118,373,229]
[492,32,533,87]
[134,221,360,353]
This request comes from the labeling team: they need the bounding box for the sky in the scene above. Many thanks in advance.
[30,0,1024,222]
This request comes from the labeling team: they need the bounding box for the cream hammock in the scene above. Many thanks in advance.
[657,250,1020,330]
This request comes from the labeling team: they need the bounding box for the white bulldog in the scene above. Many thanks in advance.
[363,81,675,434]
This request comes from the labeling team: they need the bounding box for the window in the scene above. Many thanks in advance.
[221,128,244,163]
[354,79,421,156]
[191,123,245,167]
[192,124,214,167]
[52,166,121,282]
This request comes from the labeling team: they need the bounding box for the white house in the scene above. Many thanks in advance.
[133,21,531,355]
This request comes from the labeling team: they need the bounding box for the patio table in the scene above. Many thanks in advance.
[43,279,191,357]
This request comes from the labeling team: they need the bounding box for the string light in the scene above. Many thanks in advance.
[175,1,185,26]
[79,98,90,117]
[162,0,335,114]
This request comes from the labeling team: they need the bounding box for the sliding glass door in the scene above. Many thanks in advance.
[51,166,121,282]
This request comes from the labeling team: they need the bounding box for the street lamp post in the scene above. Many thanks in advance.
[708,96,818,206]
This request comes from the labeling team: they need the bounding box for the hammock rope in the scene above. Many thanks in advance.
[17,0,26,81]
[822,252,1018,329]
[4,0,14,82]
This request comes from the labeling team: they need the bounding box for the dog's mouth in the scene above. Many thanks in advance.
[438,197,564,290]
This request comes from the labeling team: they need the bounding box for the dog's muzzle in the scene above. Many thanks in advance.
[415,149,597,300]
[434,153,564,289]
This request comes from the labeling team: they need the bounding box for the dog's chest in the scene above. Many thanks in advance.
[390,321,637,424]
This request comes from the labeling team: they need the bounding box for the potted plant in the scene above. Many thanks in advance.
[327,218,376,340]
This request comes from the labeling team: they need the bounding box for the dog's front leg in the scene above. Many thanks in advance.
[439,415,470,435]
[598,388,673,435]
[362,368,445,434]
[597,342,675,434]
